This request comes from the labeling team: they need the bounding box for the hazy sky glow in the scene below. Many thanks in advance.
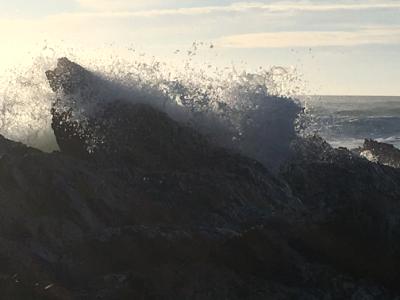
[0,0,399,95]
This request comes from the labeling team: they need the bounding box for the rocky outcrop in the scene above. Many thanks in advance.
[0,59,399,299]
[46,58,302,171]
[46,58,240,172]
[1,133,398,299]
[281,135,400,290]
[0,129,297,299]
[355,139,400,168]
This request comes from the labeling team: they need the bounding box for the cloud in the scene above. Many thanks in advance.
[75,0,179,11]
[72,1,400,15]
[1,1,399,50]
[218,27,400,48]
[248,1,400,13]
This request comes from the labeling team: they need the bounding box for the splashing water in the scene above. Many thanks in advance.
[0,56,58,151]
[0,43,305,168]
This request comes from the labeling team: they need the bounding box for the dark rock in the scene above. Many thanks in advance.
[281,135,400,289]
[355,139,400,168]
[46,58,107,159]
[46,58,248,172]
[45,57,94,95]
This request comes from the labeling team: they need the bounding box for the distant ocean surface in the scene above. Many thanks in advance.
[305,95,400,149]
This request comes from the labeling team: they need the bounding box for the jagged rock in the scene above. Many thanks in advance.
[45,57,95,95]
[355,139,400,168]
[45,58,111,159]
[46,58,246,172]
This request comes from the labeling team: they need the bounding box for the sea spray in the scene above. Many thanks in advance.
[0,44,305,168]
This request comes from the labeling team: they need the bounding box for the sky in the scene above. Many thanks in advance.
[0,0,399,95]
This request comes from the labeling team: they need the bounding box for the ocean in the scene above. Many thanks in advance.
[305,95,400,149]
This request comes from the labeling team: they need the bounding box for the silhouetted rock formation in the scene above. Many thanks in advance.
[46,58,302,171]
[0,58,399,299]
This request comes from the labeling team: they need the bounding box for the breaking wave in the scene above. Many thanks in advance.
[0,44,304,168]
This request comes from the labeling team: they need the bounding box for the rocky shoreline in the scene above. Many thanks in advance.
[0,58,399,299]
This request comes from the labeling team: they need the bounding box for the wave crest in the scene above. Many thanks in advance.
[0,47,304,169]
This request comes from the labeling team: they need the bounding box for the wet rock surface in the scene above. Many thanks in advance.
[355,139,400,168]
[0,58,399,299]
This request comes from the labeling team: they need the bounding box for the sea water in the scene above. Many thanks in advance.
[305,95,400,149]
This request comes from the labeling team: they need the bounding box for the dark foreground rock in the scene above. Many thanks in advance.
[0,58,399,299]
[281,136,400,290]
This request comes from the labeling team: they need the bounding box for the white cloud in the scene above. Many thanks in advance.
[1,1,399,50]
[72,1,400,15]
[248,1,400,12]
[76,0,175,11]
[218,27,400,48]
